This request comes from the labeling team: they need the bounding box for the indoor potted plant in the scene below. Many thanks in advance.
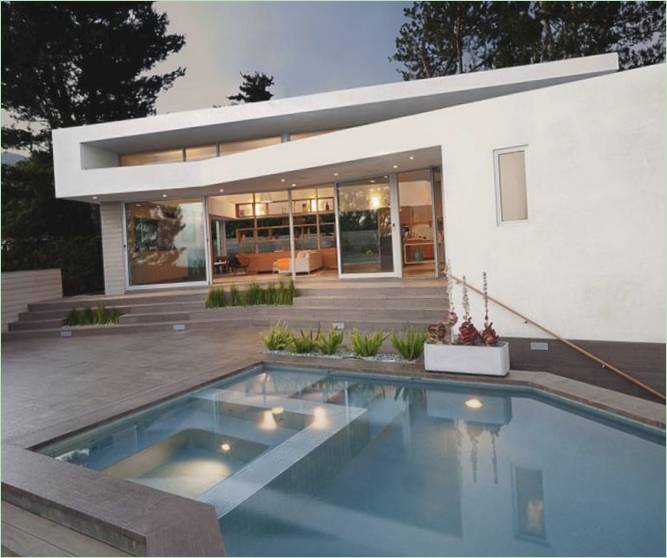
[424,271,509,376]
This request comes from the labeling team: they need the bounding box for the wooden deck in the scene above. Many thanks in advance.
[1,502,129,557]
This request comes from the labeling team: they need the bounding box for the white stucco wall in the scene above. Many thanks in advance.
[51,59,664,344]
[438,64,664,343]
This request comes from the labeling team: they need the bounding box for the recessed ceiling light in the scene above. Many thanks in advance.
[280,178,286,183]
[409,155,415,160]
[135,203,142,207]
[464,398,483,409]
[333,172,339,177]
[221,443,231,452]
[291,183,296,187]
[370,179,375,183]
[383,175,388,179]
[162,194,167,198]
[392,164,399,169]
[92,196,98,200]
[219,188,224,193]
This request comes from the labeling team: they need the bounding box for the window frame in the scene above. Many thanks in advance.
[493,145,529,226]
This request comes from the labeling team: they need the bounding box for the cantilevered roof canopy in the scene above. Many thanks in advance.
[57,53,618,155]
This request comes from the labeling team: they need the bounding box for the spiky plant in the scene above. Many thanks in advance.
[289,328,320,354]
[350,329,387,357]
[109,308,123,324]
[390,325,428,361]
[81,306,95,325]
[260,322,292,351]
[229,285,242,306]
[63,308,81,327]
[316,327,345,355]
[264,283,277,305]
[206,288,226,308]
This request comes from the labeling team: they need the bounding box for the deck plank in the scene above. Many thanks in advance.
[1,502,129,557]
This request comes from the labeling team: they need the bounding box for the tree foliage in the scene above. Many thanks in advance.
[228,71,275,103]
[1,2,185,294]
[392,1,666,79]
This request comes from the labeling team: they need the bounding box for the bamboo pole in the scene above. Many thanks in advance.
[451,275,665,402]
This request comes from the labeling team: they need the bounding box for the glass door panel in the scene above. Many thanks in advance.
[125,199,207,286]
[337,176,397,276]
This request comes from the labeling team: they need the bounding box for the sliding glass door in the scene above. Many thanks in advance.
[125,199,207,287]
[335,175,401,278]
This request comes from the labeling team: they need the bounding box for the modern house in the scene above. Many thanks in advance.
[52,53,664,355]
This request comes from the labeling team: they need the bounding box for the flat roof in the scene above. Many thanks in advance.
[54,53,618,154]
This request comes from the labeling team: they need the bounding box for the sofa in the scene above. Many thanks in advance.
[273,250,323,274]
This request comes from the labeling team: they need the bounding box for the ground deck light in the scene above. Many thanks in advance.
[260,410,278,430]
[465,398,483,409]
[312,407,328,429]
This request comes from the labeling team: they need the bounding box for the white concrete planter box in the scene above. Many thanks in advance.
[424,342,510,376]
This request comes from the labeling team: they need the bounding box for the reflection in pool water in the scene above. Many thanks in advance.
[41,366,665,556]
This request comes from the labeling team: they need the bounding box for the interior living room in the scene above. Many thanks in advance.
[207,166,444,283]
[208,185,338,282]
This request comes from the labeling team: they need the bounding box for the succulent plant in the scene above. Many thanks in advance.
[481,322,499,346]
[456,319,483,346]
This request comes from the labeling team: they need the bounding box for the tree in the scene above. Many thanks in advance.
[391,1,666,79]
[228,72,275,103]
[391,2,494,79]
[1,2,185,294]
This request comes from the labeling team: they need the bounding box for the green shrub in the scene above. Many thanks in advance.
[390,325,429,361]
[260,322,292,351]
[245,283,263,305]
[81,306,95,325]
[206,288,226,308]
[109,308,122,324]
[93,304,108,324]
[63,308,81,327]
[62,305,122,326]
[229,285,242,306]
[316,327,345,355]
[264,284,277,305]
[289,328,320,354]
[350,329,387,357]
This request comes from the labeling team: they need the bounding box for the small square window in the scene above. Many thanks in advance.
[495,148,528,223]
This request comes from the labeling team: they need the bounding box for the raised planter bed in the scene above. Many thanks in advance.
[423,342,510,376]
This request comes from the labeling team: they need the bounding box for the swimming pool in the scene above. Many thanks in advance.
[40,365,665,556]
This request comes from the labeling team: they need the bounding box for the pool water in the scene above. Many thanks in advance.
[41,365,665,556]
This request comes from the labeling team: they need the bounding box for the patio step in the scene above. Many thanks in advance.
[294,295,446,310]
[2,316,430,340]
[297,285,445,298]
[26,290,207,312]
[8,279,448,338]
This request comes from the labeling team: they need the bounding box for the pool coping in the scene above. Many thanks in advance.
[2,356,664,556]
[262,354,666,430]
